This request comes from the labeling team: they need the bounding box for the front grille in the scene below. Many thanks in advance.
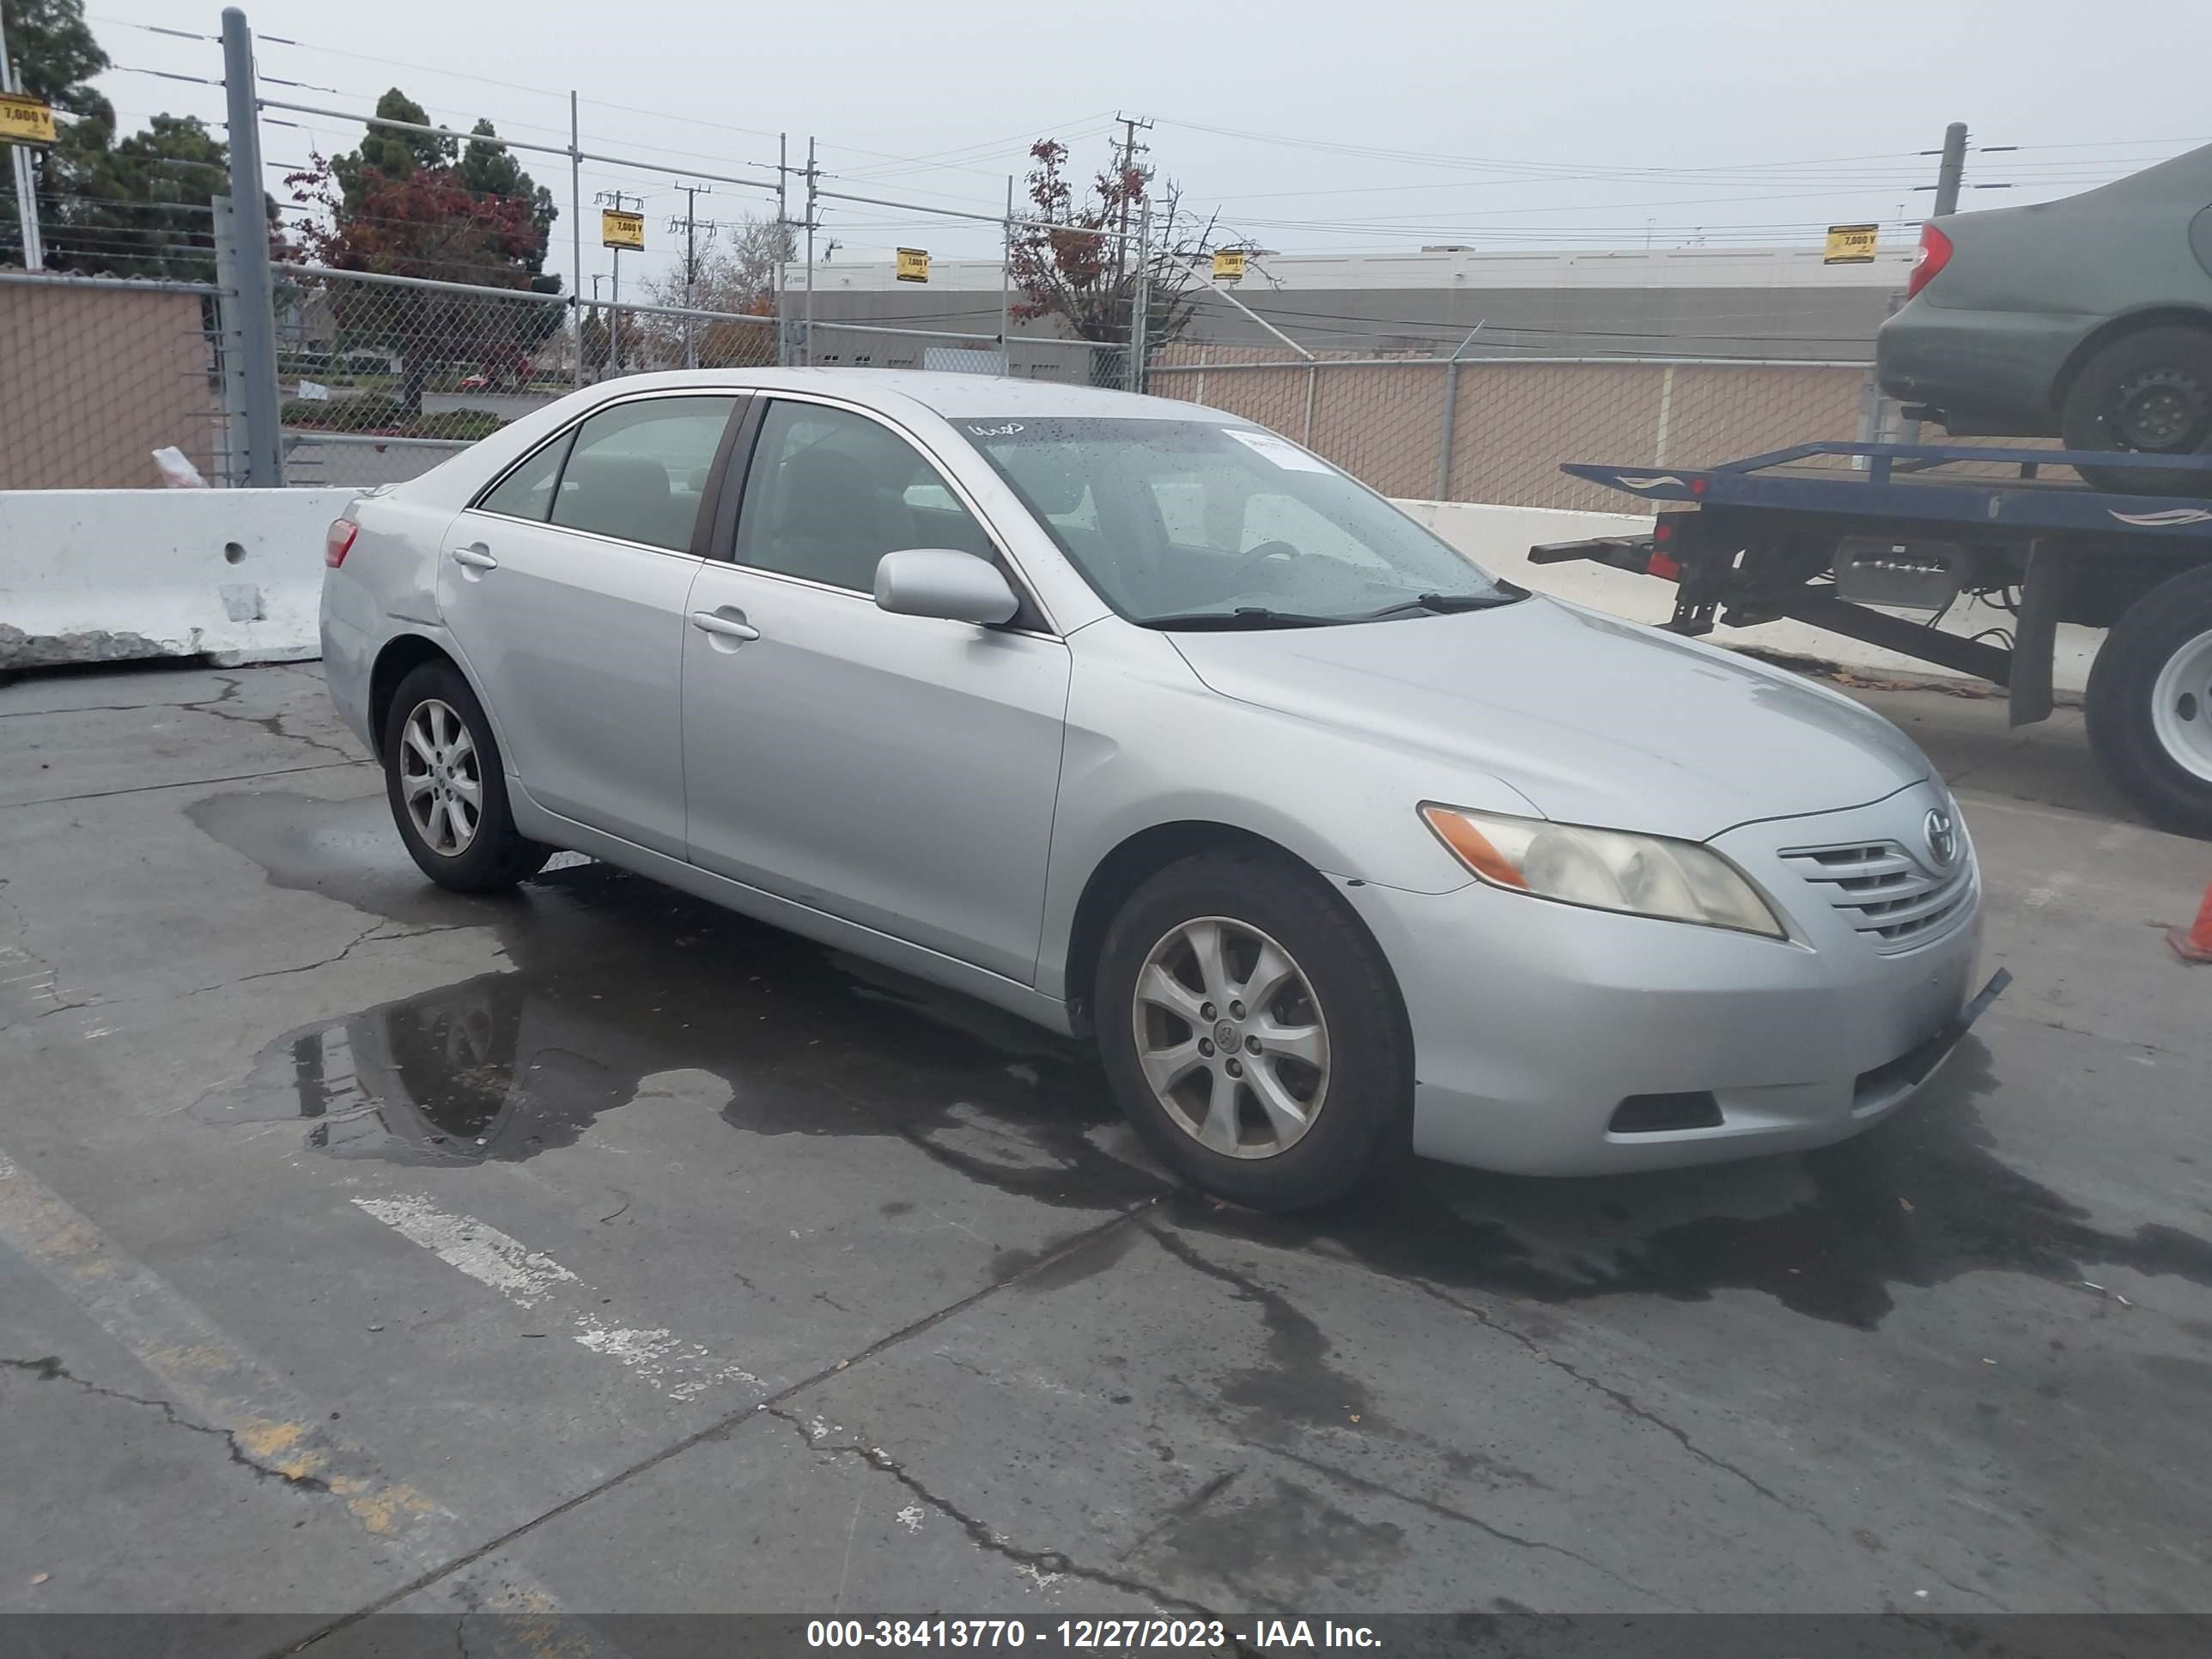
[1780,838,1974,952]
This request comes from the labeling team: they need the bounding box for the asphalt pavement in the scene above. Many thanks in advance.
[1,660,2208,1638]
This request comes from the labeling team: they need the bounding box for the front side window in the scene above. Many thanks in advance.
[733,401,994,592]
[957,417,1516,627]
[547,395,738,552]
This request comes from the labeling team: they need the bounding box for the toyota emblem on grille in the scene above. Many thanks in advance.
[1924,808,1959,868]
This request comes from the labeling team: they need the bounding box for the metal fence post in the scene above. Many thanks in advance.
[1127,199,1151,393]
[219,8,283,485]
[210,195,250,486]
[1434,361,1459,500]
[1303,364,1317,447]
[570,91,585,389]
[999,176,1012,379]
[1,5,46,270]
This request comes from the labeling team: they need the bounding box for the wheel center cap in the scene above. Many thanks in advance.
[1212,1018,1240,1053]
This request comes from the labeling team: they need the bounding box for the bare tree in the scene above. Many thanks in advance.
[1008,138,1244,368]
[640,212,797,368]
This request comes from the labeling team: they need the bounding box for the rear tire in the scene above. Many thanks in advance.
[383,660,553,891]
[2085,562,2212,839]
[2059,327,2212,495]
[1094,850,1411,1212]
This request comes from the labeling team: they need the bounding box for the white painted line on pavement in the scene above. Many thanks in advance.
[353,1193,763,1402]
[353,1193,580,1305]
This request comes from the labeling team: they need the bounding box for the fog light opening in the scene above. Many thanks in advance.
[1607,1091,1723,1134]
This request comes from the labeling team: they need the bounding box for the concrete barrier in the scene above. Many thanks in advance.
[1395,497,2099,696]
[0,488,353,670]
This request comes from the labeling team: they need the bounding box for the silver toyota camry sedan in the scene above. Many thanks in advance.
[321,368,2003,1210]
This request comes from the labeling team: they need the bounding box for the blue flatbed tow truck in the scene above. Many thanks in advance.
[1533,441,2212,839]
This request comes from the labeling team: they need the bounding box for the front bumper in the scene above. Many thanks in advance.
[1345,782,1996,1176]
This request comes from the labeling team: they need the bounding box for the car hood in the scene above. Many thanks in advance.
[1165,595,1931,842]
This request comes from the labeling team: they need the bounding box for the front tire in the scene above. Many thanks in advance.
[382,660,552,891]
[1094,851,1411,1212]
[2085,562,2212,839]
[2059,327,2212,495]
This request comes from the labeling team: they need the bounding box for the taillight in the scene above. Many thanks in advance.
[325,520,359,568]
[1905,222,1953,300]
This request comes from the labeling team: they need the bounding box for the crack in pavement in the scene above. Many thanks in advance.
[179,921,389,999]
[1396,1273,1807,1515]
[268,1206,1155,1653]
[1260,1437,1662,1605]
[763,1404,1226,1616]
[3,1354,331,1494]
[3,757,374,811]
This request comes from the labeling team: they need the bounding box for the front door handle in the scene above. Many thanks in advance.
[690,610,760,642]
[452,545,500,571]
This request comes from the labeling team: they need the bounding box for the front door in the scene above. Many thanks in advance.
[681,398,1070,983]
[438,392,741,857]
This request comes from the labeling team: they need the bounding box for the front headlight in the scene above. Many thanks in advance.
[1419,804,1786,938]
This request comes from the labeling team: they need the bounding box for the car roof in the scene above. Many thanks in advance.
[569,367,1238,423]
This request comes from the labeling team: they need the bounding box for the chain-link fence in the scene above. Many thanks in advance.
[1147,345,1885,512]
[0,270,238,489]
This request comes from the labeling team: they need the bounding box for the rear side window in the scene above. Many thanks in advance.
[548,396,738,552]
[477,429,574,522]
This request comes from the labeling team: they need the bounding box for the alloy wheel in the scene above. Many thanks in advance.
[399,698,483,856]
[1130,916,1331,1159]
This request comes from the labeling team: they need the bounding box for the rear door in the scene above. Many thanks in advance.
[438,392,744,858]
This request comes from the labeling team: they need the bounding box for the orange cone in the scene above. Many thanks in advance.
[2172,880,2212,963]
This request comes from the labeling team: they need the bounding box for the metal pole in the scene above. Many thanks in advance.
[210,194,248,485]
[1127,198,1152,394]
[570,91,584,388]
[803,137,817,366]
[999,175,1012,378]
[1303,364,1317,447]
[220,8,283,485]
[1,6,45,270]
[1433,320,1481,499]
[1932,122,1967,217]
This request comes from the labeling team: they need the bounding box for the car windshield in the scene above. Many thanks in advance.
[956,416,1519,627]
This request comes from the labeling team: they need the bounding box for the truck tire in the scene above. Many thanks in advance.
[2059,327,2212,495]
[2085,562,2212,838]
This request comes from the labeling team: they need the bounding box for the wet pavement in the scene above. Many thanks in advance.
[1,661,2209,1632]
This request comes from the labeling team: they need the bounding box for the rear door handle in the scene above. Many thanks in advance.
[452,545,500,571]
[690,610,760,641]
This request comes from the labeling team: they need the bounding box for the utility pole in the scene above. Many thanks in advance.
[669,179,714,369]
[1930,122,1967,216]
[2,3,46,270]
[595,188,640,374]
[1112,111,1152,283]
[775,132,789,367]
[803,136,817,367]
[1916,122,2015,219]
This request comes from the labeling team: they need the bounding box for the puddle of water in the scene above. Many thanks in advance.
[191,792,1152,1207]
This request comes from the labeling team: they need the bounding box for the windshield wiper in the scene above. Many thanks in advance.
[1137,606,1346,630]
[1362,591,1515,618]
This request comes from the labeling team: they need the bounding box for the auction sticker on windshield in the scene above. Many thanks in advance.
[1224,428,1333,471]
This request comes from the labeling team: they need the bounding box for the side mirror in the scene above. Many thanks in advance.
[873,547,1019,627]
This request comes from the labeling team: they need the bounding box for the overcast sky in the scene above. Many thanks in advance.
[82,0,2212,300]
